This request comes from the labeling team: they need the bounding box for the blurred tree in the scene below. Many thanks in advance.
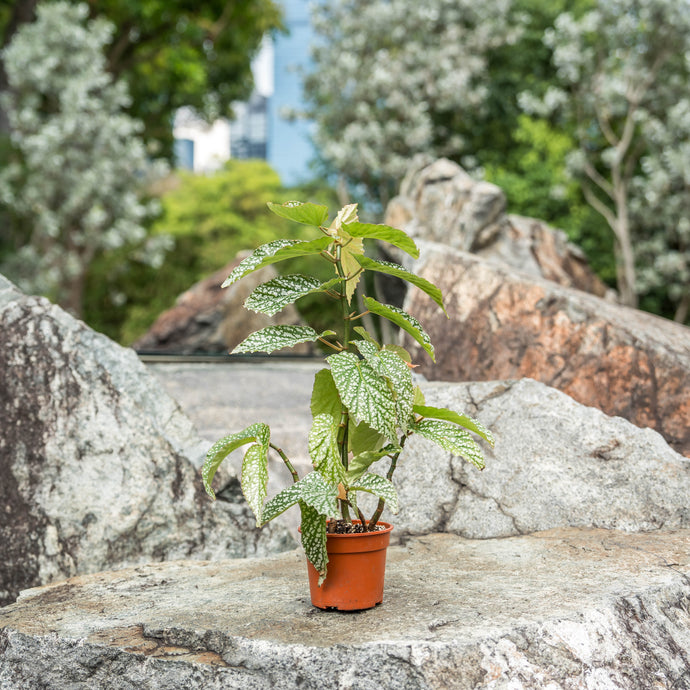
[519,0,690,312]
[0,0,283,157]
[303,0,520,208]
[0,2,167,317]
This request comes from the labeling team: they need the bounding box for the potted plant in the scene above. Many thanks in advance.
[202,200,493,610]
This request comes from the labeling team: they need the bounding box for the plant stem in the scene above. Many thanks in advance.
[367,434,408,529]
[270,443,299,484]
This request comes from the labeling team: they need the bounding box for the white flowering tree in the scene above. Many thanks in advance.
[0,2,166,317]
[519,0,690,314]
[303,0,518,207]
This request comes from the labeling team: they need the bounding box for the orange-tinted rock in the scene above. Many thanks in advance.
[133,257,309,355]
[402,243,690,457]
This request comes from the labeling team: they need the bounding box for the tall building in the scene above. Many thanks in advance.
[266,0,315,185]
[173,0,316,185]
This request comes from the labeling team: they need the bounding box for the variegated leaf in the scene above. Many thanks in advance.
[413,405,495,447]
[297,471,340,519]
[261,483,301,525]
[364,297,435,361]
[232,325,335,355]
[221,237,333,289]
[354,255,446,314]
[221,239,297,288]
[267,200,329,227]
[245,275,342,316]
[241,442,270,524]
[300,501,328,585]
[349,472,399,514]
[343,221,419,258]
[354,342,414,434]
[202,423,269,499]
[414,419,486,470]
[309,413,346,485]
[328,351,397,443]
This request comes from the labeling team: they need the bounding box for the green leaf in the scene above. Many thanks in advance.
[352,326,380,349]
[383,344,412,363]
[345,450,391,484]
[267,200,329,227]
[202,423,270,499]
[221,237,332,288]
[349,473,399,514]
[245,274,335,316]
[365,297,435,362]
[414,419,486,470]
[328,351,397,443]
[309,413,346,485]
[298,471,340,518]
[232,325,335,354]
[260,483,301,524]
[300,501,329,585]
[355,256,446,314]
[241,442,270,524]
[354,341,414,434]
[310,368,342,420]
[413,405,495,447]
[340,239,364,304]
[344,221,419,258]
[413,386,426,406]
[349,419,386,456]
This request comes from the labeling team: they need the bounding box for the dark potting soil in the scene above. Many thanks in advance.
[327,520,387,534]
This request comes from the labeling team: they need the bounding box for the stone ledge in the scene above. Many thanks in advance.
[2,528,689,689]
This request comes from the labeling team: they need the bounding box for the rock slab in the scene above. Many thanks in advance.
[1,529,689,689]
[401,243,690,457]
[0,275,294,607]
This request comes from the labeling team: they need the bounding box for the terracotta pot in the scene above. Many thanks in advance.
[305,521,394,611]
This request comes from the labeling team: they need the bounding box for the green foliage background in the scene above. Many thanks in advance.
[84,159,339,344]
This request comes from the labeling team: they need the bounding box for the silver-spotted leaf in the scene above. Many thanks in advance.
[267,201,329,227]
[241,442,270,524]
[327,351,397,443]
[413,405,494,447]
[349,472,399,513]
[245,274,318,315]
[202,423,269,499]
[297,471,340,518]
[232,325,335,354]
[414,419,486,469]
[299,501,328,585]
[354,342,414,435]
[354,256,446,314]
[309,413,345,485]
[261,483,301,525]
[364,297,435,361]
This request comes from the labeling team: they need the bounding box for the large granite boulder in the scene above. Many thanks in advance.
[0,275,294,607]
[385,157,611,298]
[133,257,309,354]
[389,379,690,537]
[401,243,690,457]
[1,528,689,688]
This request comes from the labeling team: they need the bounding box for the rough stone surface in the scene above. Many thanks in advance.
[1,529,689,689]
[149,365,690,540]
[0,275,295,607]
[389,379,690,538]
[385,157,611,298]
[401,242,690,457]
[133,257,309,354]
